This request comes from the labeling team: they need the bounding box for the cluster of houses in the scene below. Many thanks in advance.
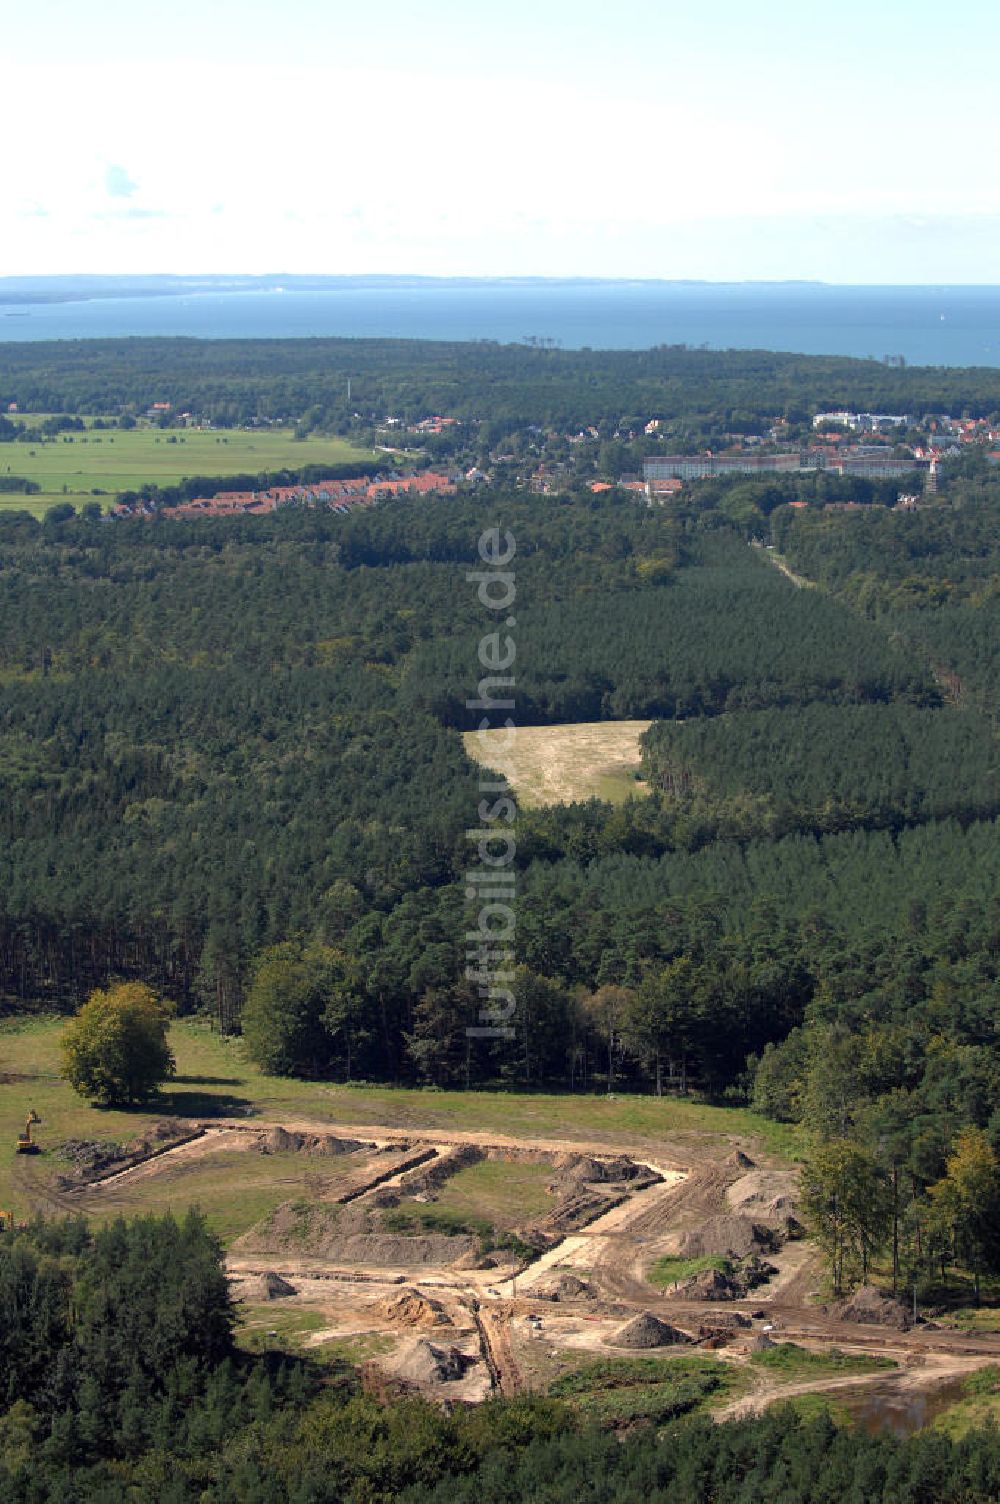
[112,471,457,520]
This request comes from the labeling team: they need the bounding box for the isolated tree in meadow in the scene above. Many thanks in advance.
[60,982,175,1106]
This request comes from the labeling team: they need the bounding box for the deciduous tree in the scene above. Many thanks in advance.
[60,983,175,1106]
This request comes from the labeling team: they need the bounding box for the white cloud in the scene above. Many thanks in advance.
[104,164,138,199]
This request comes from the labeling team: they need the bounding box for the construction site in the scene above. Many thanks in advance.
[10,1098,1000,1432]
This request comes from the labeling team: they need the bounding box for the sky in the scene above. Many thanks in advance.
[5,0,1000,283]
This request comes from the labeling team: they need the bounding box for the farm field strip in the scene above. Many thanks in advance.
[0,427,377,504]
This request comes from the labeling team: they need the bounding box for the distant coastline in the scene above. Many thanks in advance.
[0,278,998,365]
[1,273,836,307]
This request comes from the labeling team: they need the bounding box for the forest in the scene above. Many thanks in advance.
[0,484,997,1119]
[4,336,1000,434]
[3,335,1000,1490]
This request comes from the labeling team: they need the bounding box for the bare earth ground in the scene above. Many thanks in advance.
[4,1027,993,1424]
[16,1107,1000,1425]
[463,721,652,806]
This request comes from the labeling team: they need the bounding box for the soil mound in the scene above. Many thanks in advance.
[670,1267,741,1301]
[398,1145,483,1195]
[304,1133,369,1156]
[833,1285,913,1331]
[453,1249,501,1271]
[234,1199,477,1266]
[58,1122,190,1183]
[726,1170,800,1228]
[748,1332,775,1353]
[609,1312,692,1348]
[697,1311,751,1334]
[244,1271,297,1300]
[377,1288,453,1329]
[392,1338,471,1384]
[547,1153,650,1194]
[260,1126,369,1155]
[697,1316,751,1345]
[534,1273,594,1302]
[678,1215,777,1260]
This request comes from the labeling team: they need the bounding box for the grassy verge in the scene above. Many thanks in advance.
[943,1307,1000,1334]
[750,1343,896,1380]
[237,1305,329,1355]
[649,1254,732,1289]
[932,1366,1000,1438]
[768,1392,852,1425]
[549,1354,747,1427]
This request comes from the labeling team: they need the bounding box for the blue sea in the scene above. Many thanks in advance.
[2,281,1000,366]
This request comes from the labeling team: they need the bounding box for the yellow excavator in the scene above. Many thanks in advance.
[15,1109,41,1155]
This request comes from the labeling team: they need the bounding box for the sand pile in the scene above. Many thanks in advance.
[669,1267,741,1301]
[453,1249,501,1270]
[534,1273,594,1302]
[244,1271,297,1300]
[377,1288,453,1329]
[833,1285,913,1331]
[392,1339,471,1384]
[547,1153,651,1195]
[726,1170,800,1228]
[608,1312,692,1348]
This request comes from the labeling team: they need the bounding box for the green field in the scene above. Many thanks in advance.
[430,1157,554,1226]
[750,1344,895,1380]
[0,1017,798,1221]
[649,1253,733,1288]
[0,422,377,515]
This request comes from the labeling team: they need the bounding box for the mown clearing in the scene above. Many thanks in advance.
[463,721,652,807]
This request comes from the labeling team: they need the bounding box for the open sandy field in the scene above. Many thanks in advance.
[463,720,653,806]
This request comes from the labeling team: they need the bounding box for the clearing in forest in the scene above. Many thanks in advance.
[463,721,652,807]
